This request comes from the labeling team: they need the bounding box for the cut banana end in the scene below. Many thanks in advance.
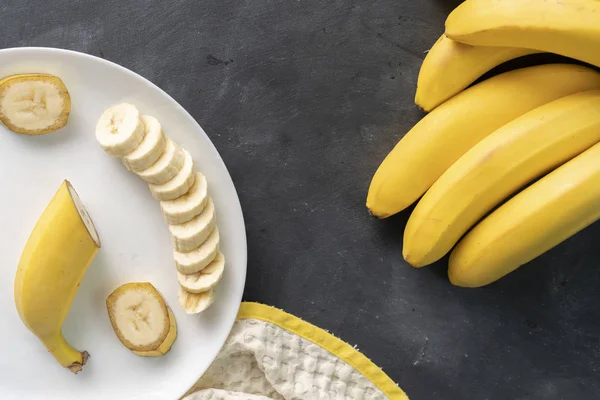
[160,172,208,225]
[0,74,71,135]
[178,287,215,314]
[169,197,216,252]
[137,139,185,185]
[96,103,145,157]
[133,307,177,357]
[149,149,195,201]
[174,227,220,275]
[177,252,225,293]
[106,282,177,356]
[122,115,166,172]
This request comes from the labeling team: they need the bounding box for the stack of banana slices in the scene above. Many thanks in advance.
[368,0,600,287]
[96,103,224,313]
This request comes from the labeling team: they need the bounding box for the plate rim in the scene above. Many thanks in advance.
[0,46,248,399]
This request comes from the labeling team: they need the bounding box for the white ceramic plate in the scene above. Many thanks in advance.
[0,48,247,400]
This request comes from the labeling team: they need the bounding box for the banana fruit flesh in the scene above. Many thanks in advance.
[169,197,216,253]
[449,142,600,287]
[96,104,224,314]
[96,103,145,157]
[122,115,166,172]
[0,74,71,135]
[174,227,220,275]
[160,172,208,225]
[177,252,225,293]
[367,64,600,218]
[404,90,600,268]
[445,0,600,68]
[14,181,100,373]
[137,140,185,185]
[178,288,215,314]
[149,149,196,201]
[415,35,537,112]
[106,282,177,356]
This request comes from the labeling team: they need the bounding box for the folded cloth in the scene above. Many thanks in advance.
[184,302,408,400]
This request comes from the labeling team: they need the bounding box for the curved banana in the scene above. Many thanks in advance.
[404,90,600,267]
[367,64,600,218]
[445,0,600,68]
[449,142,600,287]
[14,181,100,373]
[415,35,537,112]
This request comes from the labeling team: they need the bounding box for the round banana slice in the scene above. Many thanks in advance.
[178,287,215,314]
[133,307,177,357]
[0,73,71,135]
[169,197,216,252]
[95,103,145,157]
[160,172,208,225]
[122,115,166,172]
[177,252,225,293]
[137,139,185,185]
[106,282,175,354]
[174,227,219,275]
[149,149,195,201]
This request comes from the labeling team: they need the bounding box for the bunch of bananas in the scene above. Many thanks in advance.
[367,0,600,287]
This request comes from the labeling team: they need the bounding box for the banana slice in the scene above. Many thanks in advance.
[174,227,220,275]
[95,103,145,157]
[149,149,195,201]
[177,252,225,293]
[169,197,216,252]
[160,172,208,225]
[122,115,166,172]
[137,140,185,185]
[178,287,215,314]
[106,282,177,355]
[0,74,71,135]
[133,307,177,357]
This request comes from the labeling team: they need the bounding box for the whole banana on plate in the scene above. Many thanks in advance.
[14,181,100,373]
[0,73,71,134]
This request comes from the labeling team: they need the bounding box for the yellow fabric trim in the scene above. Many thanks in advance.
[237,302,409,400]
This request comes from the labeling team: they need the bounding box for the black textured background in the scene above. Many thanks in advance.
[2,1,600,399]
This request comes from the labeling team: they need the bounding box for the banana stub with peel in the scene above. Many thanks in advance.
[106,282,177,357]
[0,73,71,135]
[14,180,100,373]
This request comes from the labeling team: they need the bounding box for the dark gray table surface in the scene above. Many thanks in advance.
[3,1,600,399]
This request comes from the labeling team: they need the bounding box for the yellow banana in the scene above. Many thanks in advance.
[14,181,101,373]
[415,35,537,112]
[404,90,600,268]
[449,141,600,287]
[367,64,600,218]
[445,0,600,68]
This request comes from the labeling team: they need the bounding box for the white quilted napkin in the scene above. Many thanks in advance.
[183,303,408,400]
